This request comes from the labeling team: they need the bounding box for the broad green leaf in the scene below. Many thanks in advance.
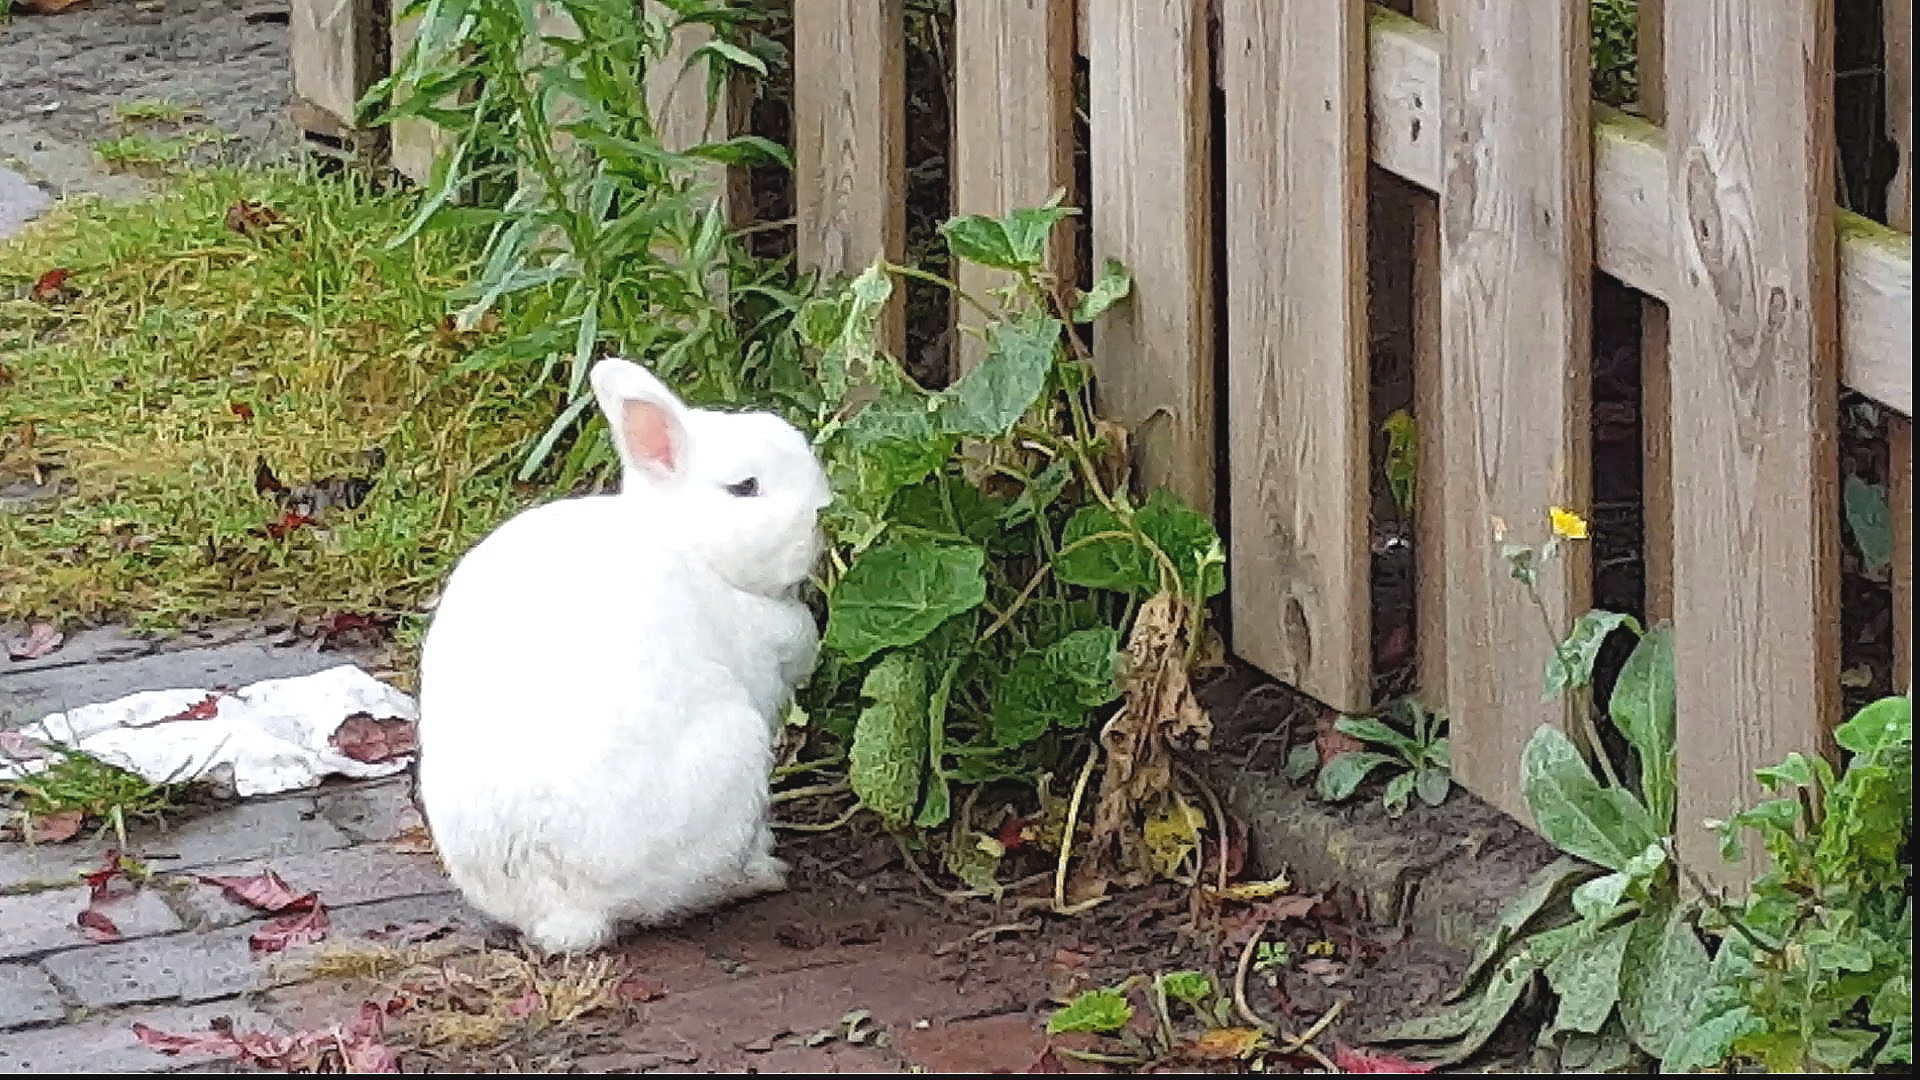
[1608,625,1676,828]
[1871,975,1912,1065]
[1843,473,1893,571]
[1047,627,1123,707]
[849,653,928,830]
[1658,995,1760,1074]
[1546,610,1640,699]
[1136,489,1226,599]
[825,540,987,661]
[1554,1016,1638,1073]
[1047,987,1132,1035]
[1450,855,1597,1002]
[1072,257,1132,322]
[839,393,955,498]
[989,651,1081,746]
[1570,871,1629,924]
[1542,921,1632,1035]
[1414,766,1452,807]
[1000,200,1076,266]
[938,214,1021,270]
[1383,769,1417,817]
[935,315,1059,437]
[1158,971,1213,1010]
[1055,504,1153,594]
[889,474,1006,548]
[1520,725,1661,871]
[1754,751,1819,790]
[1618,901,1715,1062]
[1334,714,1418,758]
[1833,694,1911,756]
[1316,752,1395,802]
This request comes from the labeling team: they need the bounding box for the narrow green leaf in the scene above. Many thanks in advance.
[1520,725,1661,871]
[1316,752,1395,802]
[1449,855,1597,1002]
[1843,473,1893,571]
[1383,769,1417,817]
[1608,625,1676,828]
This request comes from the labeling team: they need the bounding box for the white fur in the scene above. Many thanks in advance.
[417,358,830,954]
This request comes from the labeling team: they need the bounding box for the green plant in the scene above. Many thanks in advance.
[790,200,1225,894]
[1314,696,1451,817]
[93,133,194,169]
[1590,0,1639,108]
[366,0,802,485]
[113,99,201,124]
[2,747,179,847]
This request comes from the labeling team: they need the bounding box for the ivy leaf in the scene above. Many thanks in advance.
[1047,987,1132,1035]
[1545,610,1640,699]
[1542,921,1633,1035]
[1608,625,1677,828]
[839,393,955,498]
[999,456,1072,528]
[999,199,1076,267]
[1520,725,1661,872]
[936,315,1059,437]
[1316,752,1395,802]
[1842,473,1893,571]
[825,540,987,661]
[1072,257,1132,322]
[848,653,928,831]
[938,215,1020,270]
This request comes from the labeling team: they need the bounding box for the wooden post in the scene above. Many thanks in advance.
[1887,0,1913,695]
[1404,0,1447,722]
[952,0,1076,374]
[1221,0,1372,713]
[1637,0,1674,626]
[793,0,908,358]
[289,0,384,140]
[1436,0,1594,825]
[1086,0,1215,512]
[1665,0,1841,881]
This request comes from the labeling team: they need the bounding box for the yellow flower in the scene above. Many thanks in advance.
[1548,506,1590,540]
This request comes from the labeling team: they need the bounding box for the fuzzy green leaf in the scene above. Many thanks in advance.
[1072,258,1132,322]
[1414,766,1451,807]
[1047,987,1132,1035]
[1546,610,1640,699]
[1383,769,1417,817]
[1542,921,1633,1035]
[1450,855,1597,1002]
[1317,752,1395,802]
[849,653,928,831]
[1520,725,1661,871]
[825,540,987,661]
[1843,473,1893,571]
[936,315,1059,437]
[1619,901,1715,1062]
[1608,625,1677,828]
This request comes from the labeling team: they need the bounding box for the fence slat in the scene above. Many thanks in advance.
[1888,0,1913,694]
[1403,0,1448,728]
[953,0,1075,374]
[794,0,906,356]
[1666,0,1841,880]
[388,13,449,187]
[1087,0,1215,512]
[289,0,381,137]
[1436,0,1593,824]
[1221,0,1371,712]
[1638,0,1673,625]
[646,7,738,220]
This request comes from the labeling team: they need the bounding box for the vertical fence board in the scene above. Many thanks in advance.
[646,7,739,220]
[388,13,447,186]
[1087,0,1215,512]
[1436,0,1594,824]
[795,0,907,356]
[1888,0,1913,694]
[953,0,1076,374]
[289,0,381,136]
[1403,0,1449,722]
[1665,0,1840,879]
[1220,0,1371,711]
[1638,0,1674,626]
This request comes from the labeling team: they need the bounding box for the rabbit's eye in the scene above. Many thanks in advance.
[725,477,760,498]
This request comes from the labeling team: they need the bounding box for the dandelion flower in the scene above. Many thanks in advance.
[1548,506,1589,540]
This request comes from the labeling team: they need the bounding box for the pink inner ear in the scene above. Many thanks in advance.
[622,399,678,473]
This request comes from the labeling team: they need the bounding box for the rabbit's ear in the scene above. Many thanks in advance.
[592,358,689,484]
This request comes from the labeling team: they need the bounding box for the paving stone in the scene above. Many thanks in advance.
[0,165,53,241]
[313,777,420,843]
[0,796,352,893]
[0,962,65,1029]
[896,1012,1050,1073]
[0,999,282,1073]
[0,637,351,726]
[168,845,450,928]
[0,884,184,960]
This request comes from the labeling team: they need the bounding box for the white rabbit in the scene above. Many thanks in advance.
[416,357,831,954]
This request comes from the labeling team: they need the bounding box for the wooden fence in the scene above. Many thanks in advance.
[293,0,1915,885]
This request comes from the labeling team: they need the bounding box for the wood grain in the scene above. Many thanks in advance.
[1405,0,1447,723]
[1436,0,1593,824]
[794,0,907,357]
[1361,7,1911,419]
[1665,0,1840,881]
[1888,0,1913,695]
[1086,0,1215,512]
[289,0,380,131]
[1220,0,1371,712]
[1638,0,1673,624]
[952,0,1076,374]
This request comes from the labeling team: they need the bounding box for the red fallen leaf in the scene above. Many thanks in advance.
[229,402,255,421]
[25,808,85,843]
[28,267,70,302]
[313,611,398,650]
[196,870,317,913]
[1331,1043,1437,1074]
[996,815,1035,852]
[338,1002,400,1073]
[1250,893,1320,925]
[6,621,64,661]
[133,1001,398,1073]
[260,510,315,540]
[254,455,288,497]
[615,974,668,1003]
[249,905,331,954]
[0,729,50,762]
[223,200,283,237]
[505,989,544,1018]
[76,906,122,942]
[330,713,418,764]
[1316,708,1366,766]
[161,694,221,723]
[84,849,137,902]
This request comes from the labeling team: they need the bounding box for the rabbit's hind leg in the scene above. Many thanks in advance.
[523,905,618,955]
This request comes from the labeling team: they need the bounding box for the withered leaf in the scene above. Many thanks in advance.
[330,713,418,763]
[7,621,64,661]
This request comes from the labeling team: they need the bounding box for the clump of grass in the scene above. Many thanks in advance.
[1,747,178,845]
[113,98,202,124]
[0,169,550,638]
[92,133,195,170]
